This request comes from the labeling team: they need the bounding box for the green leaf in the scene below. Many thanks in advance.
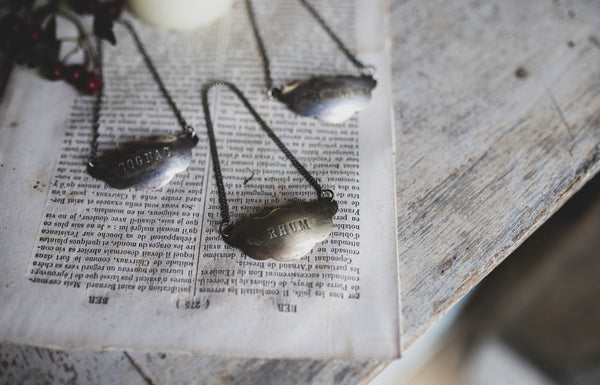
[25,40,61,68]
[44,15,57,42]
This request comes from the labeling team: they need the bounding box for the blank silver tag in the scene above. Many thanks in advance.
[277,75,376,123]
[89,133,197,190]
[224,199,338,261]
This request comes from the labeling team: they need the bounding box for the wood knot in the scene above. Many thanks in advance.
[514,66,529,79]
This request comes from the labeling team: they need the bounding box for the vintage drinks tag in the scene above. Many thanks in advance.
[89,133,197,190]
[224,199,338,261]
[277,75,376,123]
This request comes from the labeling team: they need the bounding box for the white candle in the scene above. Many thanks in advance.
[127,0,234,30]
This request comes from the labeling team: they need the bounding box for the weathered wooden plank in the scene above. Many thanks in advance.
[392,0,600,348]
[126,352,387,385]
[458,175,600,341]
[375,175,600,385]
[449,173,600,385]
[2,0,600,383]
[0,344,146,385]
[497,182,600,384]
[0,344,387,385]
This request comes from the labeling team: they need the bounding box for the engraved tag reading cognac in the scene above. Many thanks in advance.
[277,75,376,123]
[225,199,338,261]
[89,133,197,190]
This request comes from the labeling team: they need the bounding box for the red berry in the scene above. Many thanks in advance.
[1,14,24,34]
[0,14,26,50]
[65,64,86,85]
[79,71,101,94]
[28,24,43,43]
[105,1,123,18]
[44,62,65,80]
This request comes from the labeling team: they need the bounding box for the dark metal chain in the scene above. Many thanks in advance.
[297,0,369,71]
[89,20,196,168]
[201,80,328,229]
[245,0,373,96]
[245,0,274,92]
[120,20,195,137]
[89,36,103,166]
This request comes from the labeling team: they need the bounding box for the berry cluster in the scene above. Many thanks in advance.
[45,62,102,95]
[0,0,124,94]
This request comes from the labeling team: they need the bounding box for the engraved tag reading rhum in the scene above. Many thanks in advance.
[225,199,338,262]
[89,133,197,190]
[277,75,376,124]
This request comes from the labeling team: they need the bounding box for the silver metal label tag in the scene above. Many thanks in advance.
[224,199,338,262]
[277,75,376,123]
[89,133,197,190]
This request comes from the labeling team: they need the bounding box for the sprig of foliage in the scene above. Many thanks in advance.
[0,0,124,94]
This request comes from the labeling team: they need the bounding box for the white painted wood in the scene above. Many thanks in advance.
[0,344,386,385]
[126,352,387,385]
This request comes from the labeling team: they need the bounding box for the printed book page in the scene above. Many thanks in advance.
[0,0,400,359]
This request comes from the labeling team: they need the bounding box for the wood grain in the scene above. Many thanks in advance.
[497,186,600,384]
[0,344,386,385]
[445,170,600,384]
[2,0,600,383]
[126,352,387,385]
[0,344,146,385]
[392,0,600,348]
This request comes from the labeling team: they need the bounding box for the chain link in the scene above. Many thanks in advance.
[245,0,372,97]
[245,0,275,93]
[89,20,196,168]
[88,36,103,168]
[201,80,326,229]
[296,0,369,71]
[119,20,195,137]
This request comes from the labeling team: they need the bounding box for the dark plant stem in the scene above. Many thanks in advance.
[56,10,96,68]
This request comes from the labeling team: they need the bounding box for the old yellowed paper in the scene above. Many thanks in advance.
[0,0,399,359]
